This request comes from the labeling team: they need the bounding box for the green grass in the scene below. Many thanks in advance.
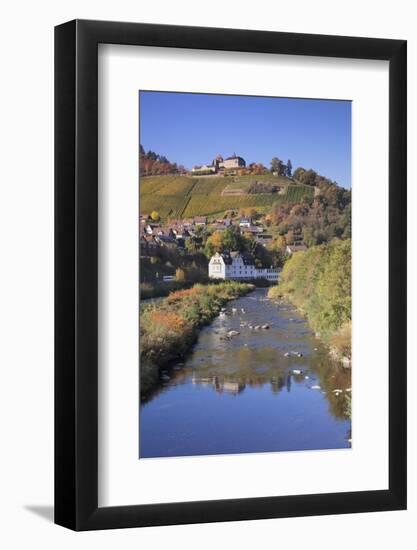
[140,175,314,219]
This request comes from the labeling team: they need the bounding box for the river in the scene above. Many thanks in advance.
[139,288,351,458]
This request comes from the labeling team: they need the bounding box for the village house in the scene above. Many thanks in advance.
[144,222,163,236]
[208,222,228,232]
[207,218,234,232]
[239,217,252,228]
[155,234,178,248]
[165,222,190,240]
[208,251,279,282]
[255,234,273,246]
[139,235,159,257]
[193,216,207,227]
[139,214,149,227]
[240,225,263,235]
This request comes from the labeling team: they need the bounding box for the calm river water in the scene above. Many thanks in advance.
[140,288,351,458]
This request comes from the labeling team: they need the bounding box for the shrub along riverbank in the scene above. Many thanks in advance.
[140,281,254,400]
[268,239,351,362]
[140,280,192,300]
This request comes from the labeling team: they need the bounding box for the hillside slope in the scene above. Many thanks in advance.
[139,175,314,219]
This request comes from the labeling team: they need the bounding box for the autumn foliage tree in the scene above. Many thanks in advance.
[139,144,183,176]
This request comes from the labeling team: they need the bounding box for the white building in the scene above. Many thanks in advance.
[239,217,252,227]
[221,155,246,170]
[191,153,246,175]
[208,252,279,282]
[191,163,216,175]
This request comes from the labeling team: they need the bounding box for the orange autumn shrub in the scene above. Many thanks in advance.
[165,287,201,304]
[147,310,187,333]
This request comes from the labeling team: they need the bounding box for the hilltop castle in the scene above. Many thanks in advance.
[191,153,246,175]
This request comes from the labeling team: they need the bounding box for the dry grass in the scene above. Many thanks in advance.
[328,321,352,359]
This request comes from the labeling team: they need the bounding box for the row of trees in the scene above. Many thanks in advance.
[270,157,292,177]
[139,145,186,176]
[234,158,293,177]
[292,166,338,187]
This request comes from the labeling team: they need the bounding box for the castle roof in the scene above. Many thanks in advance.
[225,155,245,161]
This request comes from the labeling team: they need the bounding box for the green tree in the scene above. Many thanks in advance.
[221,226,246,252]
[270,157,286,176]
[204,231,223,257]
[293,167,306,182]
[286,159,292,177]
[185,236,201,254]
[286,230,295,245]
[300,169,317,186]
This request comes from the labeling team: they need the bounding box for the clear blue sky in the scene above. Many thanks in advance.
[139,91,351,188]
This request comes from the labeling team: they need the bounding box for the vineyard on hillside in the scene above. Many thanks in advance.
[139,175,314,219]
[182,194,285,217]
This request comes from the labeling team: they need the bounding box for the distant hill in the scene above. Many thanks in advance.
[139,175,314,219]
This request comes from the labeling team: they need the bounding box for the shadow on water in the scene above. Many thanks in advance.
[140,288,351,458]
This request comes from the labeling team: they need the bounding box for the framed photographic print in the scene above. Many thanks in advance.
[55,20,407,530]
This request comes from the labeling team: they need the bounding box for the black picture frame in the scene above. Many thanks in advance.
[55,19,407,531]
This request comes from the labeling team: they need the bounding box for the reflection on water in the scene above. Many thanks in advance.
[140,288,351,458]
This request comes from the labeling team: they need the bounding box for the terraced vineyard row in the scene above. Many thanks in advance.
[139,176,314,219]
[191,178,228,195]
[154,177,196,196]
[139,177,175,195]
[285,184,314,202]
[140,195,189,219]
[182,194,286,218]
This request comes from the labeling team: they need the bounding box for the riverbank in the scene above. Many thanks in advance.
[140,280,192,300]
[140,281,254,399]
[268,239,351,364]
